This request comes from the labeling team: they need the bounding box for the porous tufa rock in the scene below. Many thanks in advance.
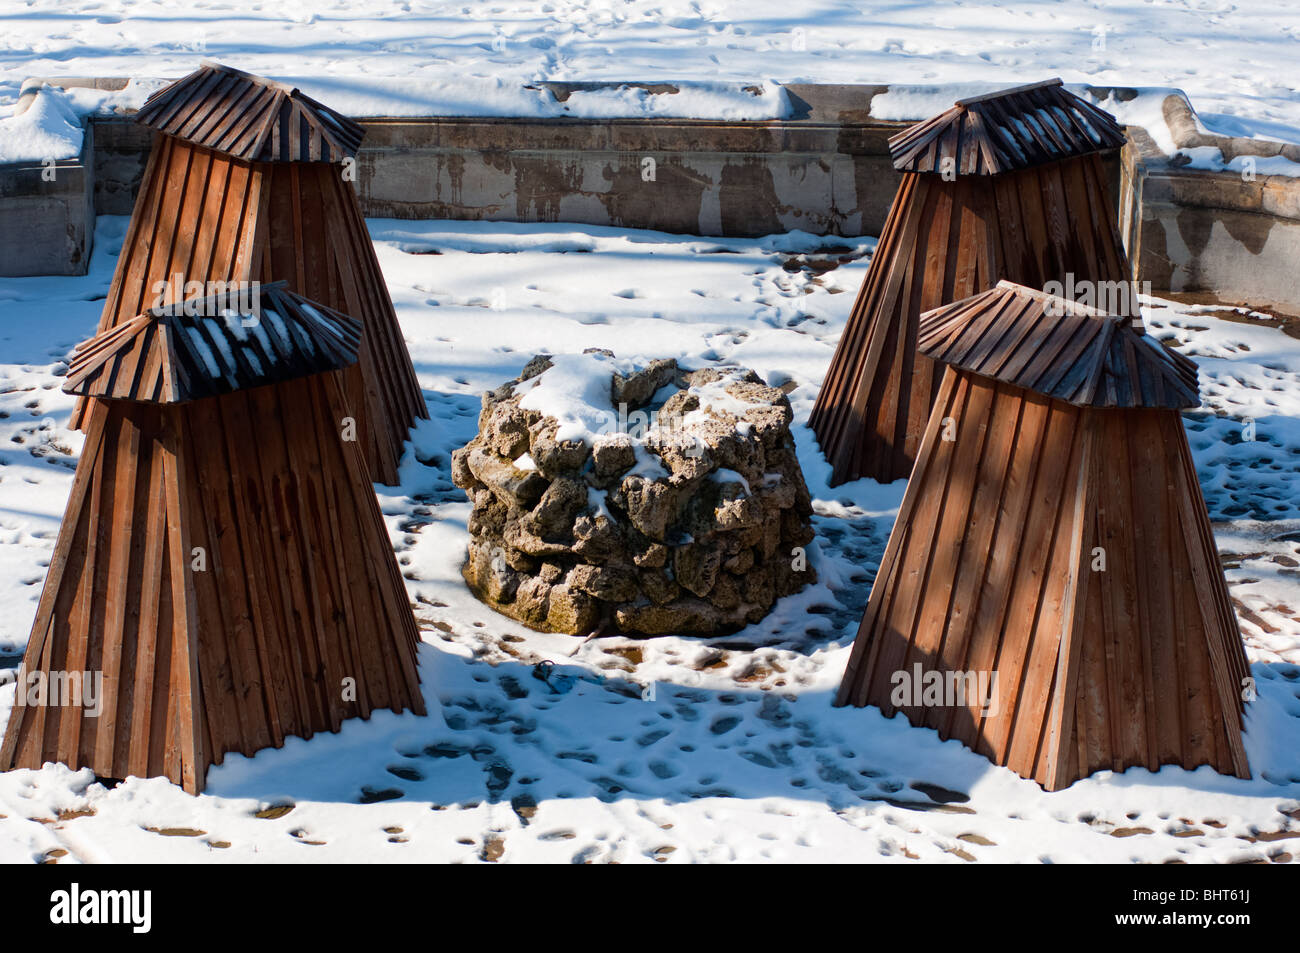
[452,352,816,636]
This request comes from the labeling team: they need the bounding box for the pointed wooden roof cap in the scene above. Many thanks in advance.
[917,281,1200,409]
[64,282,362,405]
[135,61,366,163]
[889,79,1127,175]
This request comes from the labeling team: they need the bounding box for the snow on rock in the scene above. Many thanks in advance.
[58,77,171,118]
[1171,146,1300,179]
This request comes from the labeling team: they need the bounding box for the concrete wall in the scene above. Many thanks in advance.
[1119,110,1300,314]
[0,123,94,277]
[92,118,151,217]
[83,85,1118,244]
[87,85,914,239]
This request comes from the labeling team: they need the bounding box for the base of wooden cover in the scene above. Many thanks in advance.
[1,375,425,793]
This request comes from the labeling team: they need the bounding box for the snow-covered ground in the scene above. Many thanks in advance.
[2,0,1300,138]
[0,215,1296,863]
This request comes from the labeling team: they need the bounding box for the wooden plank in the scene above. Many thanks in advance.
[184,74,247,144]
[1093,409,1147,771]
[162,406,206,793]
[1169,419,1251,777]
[931,379,1021,740]
[906,373,997,729]
[1013,167,1052,285]
[862,371,972,709]
[205,394,276,754]
[207,158,252,284]
[176,397,246,761]
[202,81,266,154]
[220,389,292,746]
[118,136,175,323]
[125,416,167,779]
[253,381,343,735]
[1122,412,1163,770]
[58,402,113,771]
[0,403,107,768]
[1004,403,1089,777]
[837,366,961,706]
[960,389,1051,759]
[303,377,375,718]
[92,406,141,774]
[1041,412,1094,789]
[823,175,926,481]
[320,373,419,712]
[980,397,1080,765]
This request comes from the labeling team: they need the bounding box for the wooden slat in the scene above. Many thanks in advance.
[64,284,363,404]
[137,64,365,164]
[0,404,108,769]
[6,368,425,791]
[125,416,168,779]
[914,283,1197,410]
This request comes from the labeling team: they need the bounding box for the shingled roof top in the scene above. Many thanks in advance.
[916,281,1200,409]
[135,61,366,163]
[64,282,362,405]
[888,79,1127,176]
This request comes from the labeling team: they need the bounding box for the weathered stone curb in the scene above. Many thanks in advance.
[0,122,94,277]
[1119,94,1300,315]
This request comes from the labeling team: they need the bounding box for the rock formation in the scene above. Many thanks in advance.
[452,351,816,635]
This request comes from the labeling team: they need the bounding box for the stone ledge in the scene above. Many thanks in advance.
[1116,91,1300,314]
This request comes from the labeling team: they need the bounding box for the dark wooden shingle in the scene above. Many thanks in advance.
[64,282,362,404]
[917,281,1199,409]
[135,61,365,163]
[890,79,1127,175]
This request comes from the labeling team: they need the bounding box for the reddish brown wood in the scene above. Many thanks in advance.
[0,286,425,794]
[135,62,364,164]
[810,81,1136,486]
[835,282,1250,791]
[70,63,425,485]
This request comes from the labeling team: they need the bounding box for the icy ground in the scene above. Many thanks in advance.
[0,216,1297,863]
[3,0,1300,142]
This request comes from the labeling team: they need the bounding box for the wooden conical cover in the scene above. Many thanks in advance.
[810,92,1134,486]
[835,286,1250,791]
[3,303,425,793]
[71,105,426,485]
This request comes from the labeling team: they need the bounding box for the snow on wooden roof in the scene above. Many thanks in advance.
[917,280,1200,409]
[64,282,361,404]
[135,61,366,162]
[888,78,1127,175]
